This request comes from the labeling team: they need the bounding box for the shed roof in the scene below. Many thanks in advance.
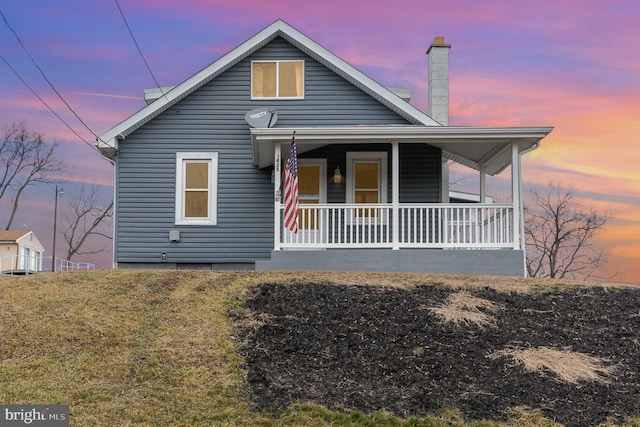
[250,125,553,175]
[0,230,30,242]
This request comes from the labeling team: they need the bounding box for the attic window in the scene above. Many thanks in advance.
[251,60,304,99]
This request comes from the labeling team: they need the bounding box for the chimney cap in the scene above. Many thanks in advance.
[427,36,451,54]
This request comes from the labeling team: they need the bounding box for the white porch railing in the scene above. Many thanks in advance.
[280,204,515,249]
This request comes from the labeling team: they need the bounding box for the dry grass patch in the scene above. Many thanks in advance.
[489,347,615,384]
[428,291,501,328]
[255,270,636,294]
[504,406,565,427]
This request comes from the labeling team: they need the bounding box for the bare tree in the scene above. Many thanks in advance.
[60,185,113,261]
[1,122,65,229]
[524,182,612,280]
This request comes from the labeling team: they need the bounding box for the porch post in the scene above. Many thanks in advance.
[479,165,486,203]
[274,142,282,251]
[392,141,400,250]
[441,157,450,202]
[511,143,521,250]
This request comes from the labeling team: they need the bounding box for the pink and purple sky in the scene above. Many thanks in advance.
[1,0,639,282]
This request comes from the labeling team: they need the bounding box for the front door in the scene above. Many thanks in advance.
[284,159,326,245]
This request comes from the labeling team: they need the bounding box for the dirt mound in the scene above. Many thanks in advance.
[234,283,640,427]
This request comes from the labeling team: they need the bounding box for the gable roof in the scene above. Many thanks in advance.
[97,19,440,159]
[0,230,30,242]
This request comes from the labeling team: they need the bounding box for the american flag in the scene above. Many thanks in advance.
[283,135,299,233]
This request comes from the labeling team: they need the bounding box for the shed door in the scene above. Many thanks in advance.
[20,247,30,270]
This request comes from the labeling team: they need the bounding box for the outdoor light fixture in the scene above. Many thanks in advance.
[333,166,343,184]
[52,185,64,272]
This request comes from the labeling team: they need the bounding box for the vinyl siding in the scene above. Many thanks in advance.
[398,144,441,203]
[115,37,428,265]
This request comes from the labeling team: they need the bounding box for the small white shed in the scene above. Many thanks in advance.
[0,230,45,273]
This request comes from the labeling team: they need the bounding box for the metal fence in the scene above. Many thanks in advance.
[0,255,95,275]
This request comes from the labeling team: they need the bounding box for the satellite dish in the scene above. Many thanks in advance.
[244,107,277,128]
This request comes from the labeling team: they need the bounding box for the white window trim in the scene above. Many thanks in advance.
[175,152,218,226]
[346,152,388,204]
[251,60,305,100]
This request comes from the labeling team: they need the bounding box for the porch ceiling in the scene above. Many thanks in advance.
[250,125,553,175]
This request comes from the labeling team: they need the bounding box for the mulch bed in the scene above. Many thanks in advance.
[234,282,640,427]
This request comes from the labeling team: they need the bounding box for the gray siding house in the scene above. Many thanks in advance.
[98,20,552,276]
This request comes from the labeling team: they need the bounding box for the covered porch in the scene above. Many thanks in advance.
[251,125,552,273]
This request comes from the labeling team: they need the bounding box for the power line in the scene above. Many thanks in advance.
[114,0,168,101]
[0,10,106,145]
[0,54,102,154]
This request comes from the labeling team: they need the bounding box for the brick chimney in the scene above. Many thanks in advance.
[426,36,451,126]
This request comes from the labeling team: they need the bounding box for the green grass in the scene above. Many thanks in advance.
[0,270,638,426]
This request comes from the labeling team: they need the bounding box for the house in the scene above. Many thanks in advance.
[0,230,45,274]
[97,20,552,276]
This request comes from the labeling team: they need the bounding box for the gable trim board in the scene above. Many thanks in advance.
[97,20,440,159]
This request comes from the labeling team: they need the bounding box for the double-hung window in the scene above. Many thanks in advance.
[346,152,388,218]
[175,152,218,225]
[251,60,304,99]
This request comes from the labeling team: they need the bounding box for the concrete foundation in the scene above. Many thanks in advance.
[256,249,526,276]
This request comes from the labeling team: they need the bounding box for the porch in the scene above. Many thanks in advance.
[251,125,552,276]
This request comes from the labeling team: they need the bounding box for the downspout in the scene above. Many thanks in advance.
[97,138,118,269]
[110,154,117,269]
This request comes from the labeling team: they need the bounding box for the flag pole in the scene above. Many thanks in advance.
[280,130,296,189]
